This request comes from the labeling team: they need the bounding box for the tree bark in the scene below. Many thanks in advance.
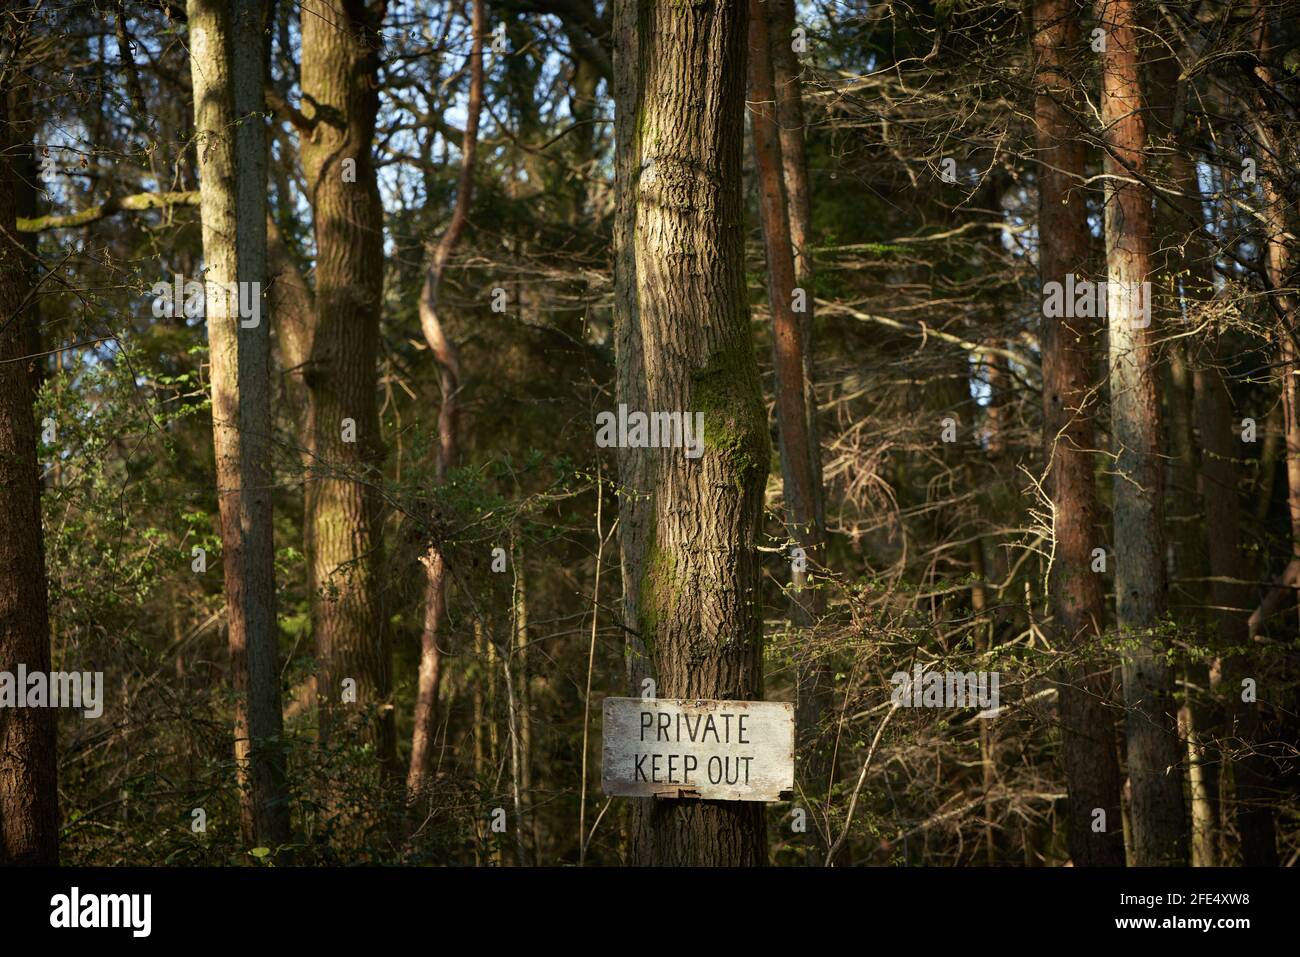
[767,0,824,532]
[298,0,395,766]
[187,0,291,849]
[747,0,830,812]
[1218,0,1290,866]
[406,0,484,806]
[0,71,58,868]
[1096,0,1187,865]
[1032,0,1125,866]
[614,0,771,866]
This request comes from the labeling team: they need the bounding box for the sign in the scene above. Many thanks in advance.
[601,697,794,802]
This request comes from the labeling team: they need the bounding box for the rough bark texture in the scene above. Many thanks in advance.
[1032,0,1125,867]
[614,0,770,866]
[187,0,291,849]
[267,217,314,455]
[299,0,395,766]
[1096,0,1188,865]
[613,0,651,696]
[233,0,291,847]
[0,80,58,867]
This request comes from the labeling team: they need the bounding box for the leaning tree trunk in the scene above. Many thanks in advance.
[1096,0,1188,865]
[614,0,771,866]
[407,0,484,807]
[187,0,290,850]
[0,71,58,868]
[298,0,395,768]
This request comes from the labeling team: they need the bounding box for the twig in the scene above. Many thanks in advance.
[825,700,901,866]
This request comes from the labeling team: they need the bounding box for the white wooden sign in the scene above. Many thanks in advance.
[601,697,795,802]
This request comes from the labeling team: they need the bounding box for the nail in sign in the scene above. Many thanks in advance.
[601,697,795,802]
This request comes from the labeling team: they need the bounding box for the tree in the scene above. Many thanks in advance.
[1031,0,1125,867]
[1095,0,1187,866]
[0,40,58,867]
[767,0,823,530]
[295,0,395,767]
[407,0,485,806]
[747,0,829,808]
[186,0,291,851]
[614,0,770,866]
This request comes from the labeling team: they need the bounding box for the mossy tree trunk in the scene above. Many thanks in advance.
[613,0,770,866]
[298,0,395,768]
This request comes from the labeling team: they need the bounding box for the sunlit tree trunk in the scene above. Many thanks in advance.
[406,0,484,809]
[298,0,395,767]
[748,0,830,817]
[1032,0,1125,866]
[1096,0,1188,865]
[614,0,770,866]
[187,0,291,851]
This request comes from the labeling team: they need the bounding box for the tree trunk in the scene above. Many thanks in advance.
[614,0,771,866]
[406,0,484,807]
[767,0,824,531]
[1218,0,1289,866]
[1096,0,1187,865]
[1032,0,1125,866]
[747,0,830,812]
[298,0,395,767]
[187,0,291,851]
[514,555,537,859]
[612,0,652,697]
[1196,357,1278,865]
[0,76,58,868]
[1147,41,1226,865]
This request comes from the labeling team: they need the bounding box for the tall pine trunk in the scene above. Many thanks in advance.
[614,0,771,866]
[767,0,823,532]
[1032,0,1125,866]
[747,0,829,813]
[1096,0,1187,865]
[0,68,58,867]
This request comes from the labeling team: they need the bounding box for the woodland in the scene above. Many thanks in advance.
[0,0,1297,868]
